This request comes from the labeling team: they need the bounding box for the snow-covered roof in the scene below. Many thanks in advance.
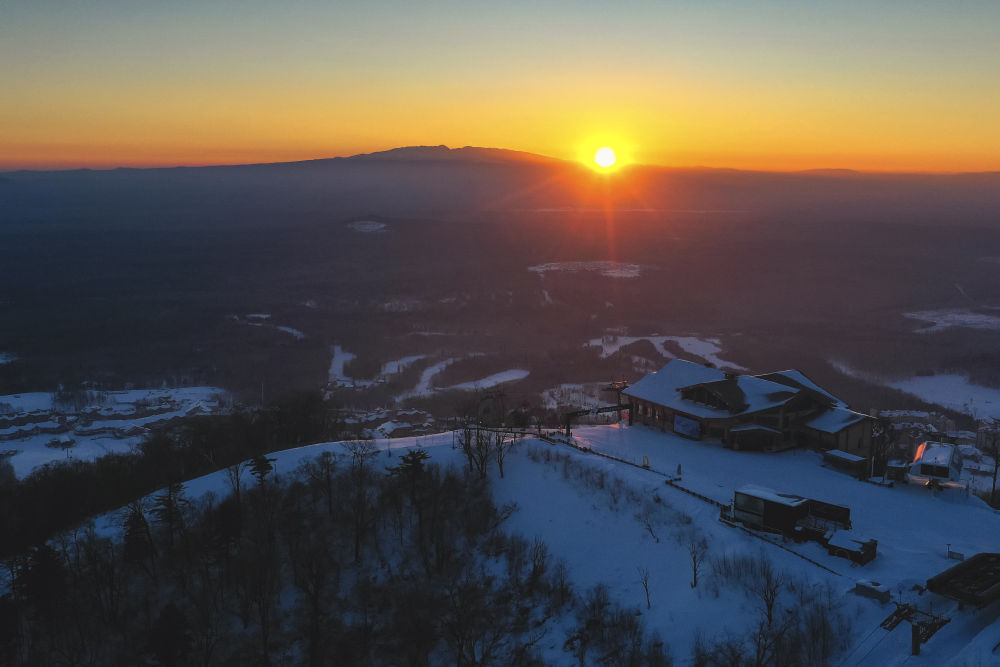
[623,360,799,419]
[736,485,808,507]
[806,407,869,433]
[756,369,846,407]
[914,442,958,467]
[824,449,865,463]
[827,531,866,549]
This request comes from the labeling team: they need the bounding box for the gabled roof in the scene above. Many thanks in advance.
[683,377,748,413]
[756,369,846,407]
[623,359,724,408]
[623,359,801,419]
[805,406,869,433]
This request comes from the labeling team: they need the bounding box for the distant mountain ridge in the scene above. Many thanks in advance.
[344,145,564,165]
[2,145,1000,231]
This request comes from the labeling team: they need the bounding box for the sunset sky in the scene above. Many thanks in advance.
[3,1,999,171]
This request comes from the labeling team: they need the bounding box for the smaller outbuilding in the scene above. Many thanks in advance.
[907,442,963,487]
[733,485,810,534]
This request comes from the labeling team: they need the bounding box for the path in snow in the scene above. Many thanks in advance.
[380,355,427,376]
[328,345,357,384]
[275,326,305,340]
[443,369,529,391]
[397,358,459,399]
[588,334,746,370]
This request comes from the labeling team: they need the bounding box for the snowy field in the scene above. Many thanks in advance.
[395,357,459,400]
[0,387,229,478]
[443,368,530,391]
[833,360,1000,420]
[331,346,528,400]
[232,314,306,339]
[327,345,376,388]
[905,309,1000,333]
[348,220,388,232]
[588,333,746,370]
[888,375,1000,420]
[85,424,1000,665]
[380,354,426,375]
[529,261,642,278]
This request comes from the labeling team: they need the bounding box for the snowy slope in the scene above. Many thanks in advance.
[77,424,1000,665]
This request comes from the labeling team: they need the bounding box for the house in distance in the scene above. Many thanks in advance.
[624,359,872,457]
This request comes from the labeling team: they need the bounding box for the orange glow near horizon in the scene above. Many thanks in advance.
[3,4,999,173]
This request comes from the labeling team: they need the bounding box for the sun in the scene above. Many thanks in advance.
[594,146,616,169]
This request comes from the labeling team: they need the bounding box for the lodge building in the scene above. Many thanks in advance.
[624,359,872,457]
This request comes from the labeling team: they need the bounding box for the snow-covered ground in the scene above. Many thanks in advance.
[330,349,522,398]
[327,345,380,389]
[905,309,1000,333]
[832,361,1000,420]
[327,345,357,383]
[233,314,306,340]
[540,383,609,410]
[0,387,229,478]
[588,333,746,370]
[84,423,1000,665]
[380,354,426,375]
[0,353,17,365]
[887,375,1000,420]
[529,261,642,278]
[348,220,388,232]
[443,368,529,391]
[275,325,305,340]
[570,424,1000,665]
[397,357,459,399]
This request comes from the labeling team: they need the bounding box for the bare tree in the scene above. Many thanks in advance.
[342,437,378,562]
[493,428,520,478]
[685,531,708,588]
[456,423,476,473]
[225,459,251,513]
[464,427,493,479]
[300,451,338,517]
[752,559,783,627]
[638,567,651,609]
[637,510,660,543]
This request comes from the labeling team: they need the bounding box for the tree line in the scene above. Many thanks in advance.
[0,444,670,666]
[0,390,344,560]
